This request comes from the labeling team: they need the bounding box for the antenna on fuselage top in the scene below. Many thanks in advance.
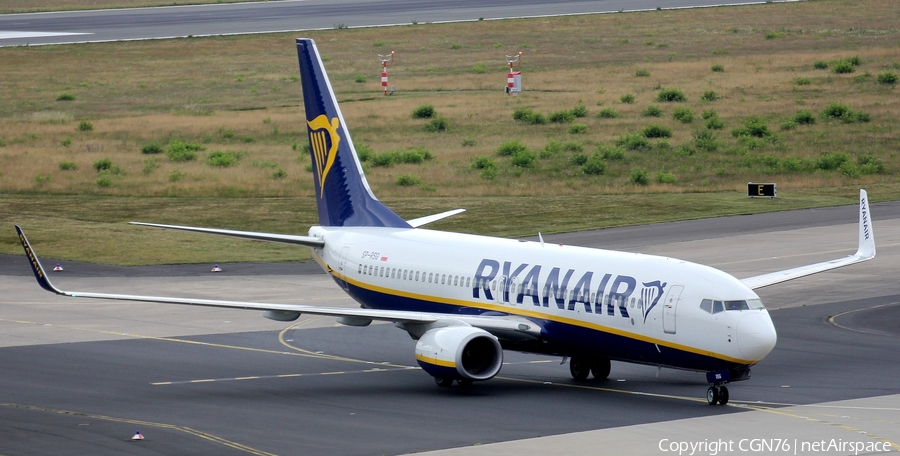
[538,232,545,248]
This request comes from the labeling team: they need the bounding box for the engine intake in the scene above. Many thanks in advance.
[414,326,503,381]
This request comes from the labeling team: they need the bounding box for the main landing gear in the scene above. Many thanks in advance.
[569,356,611,381]
[707,385,729,405]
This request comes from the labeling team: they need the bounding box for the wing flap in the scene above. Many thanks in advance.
[740,189,875,290]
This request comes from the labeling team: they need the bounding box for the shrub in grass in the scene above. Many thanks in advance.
[616,133,651,150]
[597,107,622,118]
[821,102,869,123]
[731,117,772,138]
[424,117,449,132]
[411,104,436,118]
[95,176,112,187]
[549,110,575,123]
[471,63,487,74]
[692,130,719,152]
[93,158,113,172]
[461,137,477,147]
[396,174,421,186]
[701,109,717,120]
[642,124,672,138]
[816,151,850,170]
[142,158,160,175]
[59,161,78,171]
[641,105,663,117]
[780,157,806,173]
[496,139,528,157]
[541,140,564,158]
[271,168,287,179]
[511,150,536,168]
[564,142,583,152]
[672,106,694,123]
[207,151,242,167]
[630,168,650,185]
[56,93,75,101]
[656,171,677,184]
[512,108,546,125]
[581,154,606,175]
[711,64,724,73]
[793,77,811,85]
[846,55,862,66]
[472,156,496,170]
[780,120,798,131]
[705,117,724,130]
[60,138,72,147]
[77,120,93,131]
[635,69,650,77]
[141,142,163,154]
[166,140,204,162]
[599,146,626,161]
[858,152,884,174]
[656,88,686,102]
[700,90,720,102]
[794,110,816,125]
[832,61,855,74]
[839,162,860,178]
[813,61,828,70]
[877,72,898,85]
[479,167,498,180]
[356,144,374,162]
[620,93,636,104]
[764,32,783,40]
[570,153,589,166]
[168,170,184,182]
[568,123,587,134]
[571,103,588,118]
[371,153,396,167]
[354,74,367,83]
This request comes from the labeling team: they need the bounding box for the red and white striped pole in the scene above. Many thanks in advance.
[507,68,515,94]
[378,51,394,96]
[506,51,522,96]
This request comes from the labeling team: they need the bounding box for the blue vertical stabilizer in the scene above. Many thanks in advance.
[296,38,410,228]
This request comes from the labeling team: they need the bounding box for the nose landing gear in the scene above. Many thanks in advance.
[707,385,729,405]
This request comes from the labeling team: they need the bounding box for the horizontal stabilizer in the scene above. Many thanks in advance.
[130,222,325,248]
[407,209,465,228]
[740,189,875,289]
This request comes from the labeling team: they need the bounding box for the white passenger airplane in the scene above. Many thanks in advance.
[17,38,876,406]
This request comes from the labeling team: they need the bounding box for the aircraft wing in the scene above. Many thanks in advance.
[740,189,875,290]
[15,226,540,340]
[406,209,465,228]
[129,222,325,248]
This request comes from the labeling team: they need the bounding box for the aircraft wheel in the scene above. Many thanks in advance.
[718,386,729,405]
[434,377,454,387]
[707,386,719,405]
[457,379,473,387]
[569,357,590,381]
[591,358,611,380]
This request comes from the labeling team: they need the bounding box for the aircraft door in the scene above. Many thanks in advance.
[508,277,519,305]
[497,276,508,304]
[338,246,351,291]
[662,285,683,334]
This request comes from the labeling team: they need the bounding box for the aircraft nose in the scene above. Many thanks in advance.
[736,311,777,361]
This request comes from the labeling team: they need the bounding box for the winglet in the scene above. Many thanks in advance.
[856,189,875,260]
[15,226,65,295]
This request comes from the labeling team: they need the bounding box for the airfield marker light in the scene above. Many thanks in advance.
[211,264,222,273]
[378,51,394,96]
[505,52,523,95]
[53,263,63,271]
[131,430,144,440]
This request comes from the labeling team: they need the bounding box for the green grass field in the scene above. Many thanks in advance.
[1,0,898,264]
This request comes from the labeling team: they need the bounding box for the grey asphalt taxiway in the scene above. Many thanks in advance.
[2,200,900,455]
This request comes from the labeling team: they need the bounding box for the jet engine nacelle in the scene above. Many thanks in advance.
[414,326,503,381]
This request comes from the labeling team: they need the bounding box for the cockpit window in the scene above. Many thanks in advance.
[701,298,766,314]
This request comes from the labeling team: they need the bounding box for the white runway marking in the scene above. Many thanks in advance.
[0,31,91,40]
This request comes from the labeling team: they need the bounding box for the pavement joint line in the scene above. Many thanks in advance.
[497,376,709,404]
[277,318,413,368]
[151,366,416,385]
[739,403,900,451]
[0,402,277,456]
[826,302,900,336]
[709,242,900,267]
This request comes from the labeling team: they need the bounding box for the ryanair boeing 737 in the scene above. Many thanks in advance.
[16,38,876,405]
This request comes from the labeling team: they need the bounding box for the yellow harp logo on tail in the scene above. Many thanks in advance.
[307,115,341,198]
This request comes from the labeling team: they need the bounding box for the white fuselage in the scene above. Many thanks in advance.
[309,226,777,372]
